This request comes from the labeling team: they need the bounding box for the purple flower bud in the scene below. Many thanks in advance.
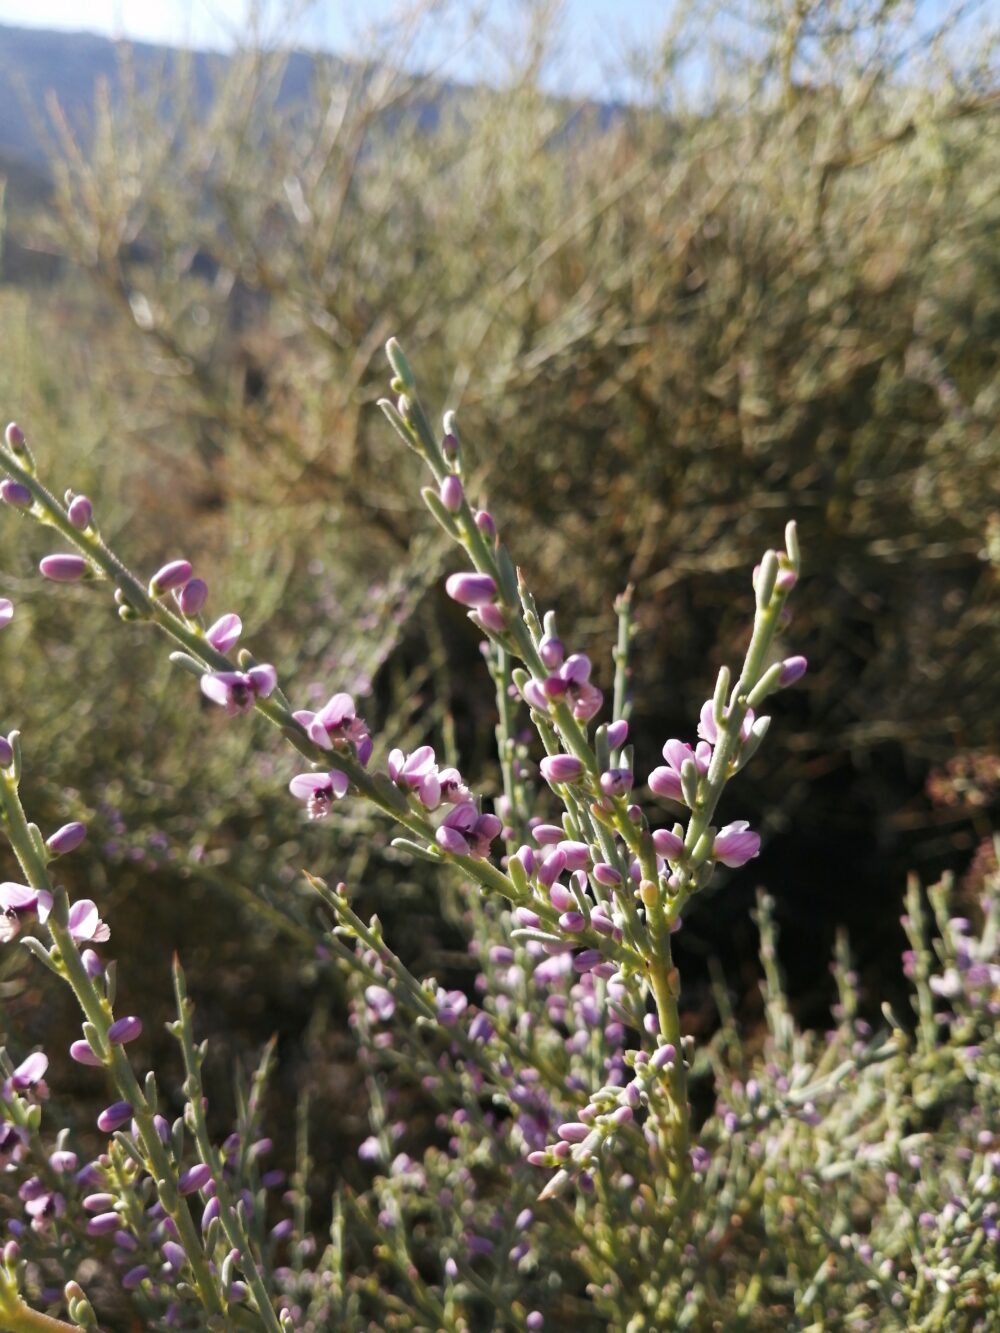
[149,560,192,596]
[4,423,26,451]
[440,475,464,513]
[539,634,564,669]
[86,1211,120,1236]
[527,1314,544,1331]
[162,1240,187,1271]
[70,1040,104,1067]
[651,1043,677,1071]
[520,678,549,711]
[123,1265,150,1291]
[270,1218,294,1242]
[0,736,12,768]
[558,841,591,871]
[532,823,563,845]
[0,479,32,508]
[80,949,104,978]
[201,1197,221,1232]
[114,1229,137,1250]
[445,572,498,607]
[83,1192,116,1212]
[652,828,684,860]
[778,655,808,687]
[474,509,496,540]
[46,822,87,856]
[67,495,93,529]
[539,755,584,784]
[0,600,11,629]
[40,554,87,583]
[592,862,622,887]
[556,1122,591,1143]
[713,821,761,868]
[107,1016,143,1045]
[178,1163,213,1195]
[605,719,629,750]
[475,602,506,634]
[177,578,208,616]
[97,1101,133,1133]
[206,613,241,653]
[49,1150,78,1173]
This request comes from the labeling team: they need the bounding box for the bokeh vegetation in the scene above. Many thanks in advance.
[1,0,998,1210]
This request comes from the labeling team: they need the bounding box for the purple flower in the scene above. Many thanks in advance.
[0,735,11,767]
[435,802,502,859]
[5,1052,49,1101]
[551,654,603,722]
[46,822,87,857]
[40,554,88,583]
[149,560,192,596]
[0,480,32,509]
[599,768,633,797]
[445,572,498,607]
[107,1016,143,1045]
[293,692,372,765]
[648,737,712,803]
[177,578,208,617]
[698,701,754,746]
[67,899,110,944]
[67,495,93,529]
[387,746,441,808]
[540,755,584,785]
[1,882,40,942]
[364,985,396,1022]
[289,770,349,819]
[713,821,761,868]
[205,613,242,653]
[201,666,277,715]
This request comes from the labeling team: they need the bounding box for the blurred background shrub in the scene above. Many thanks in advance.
[1,0,998,1172]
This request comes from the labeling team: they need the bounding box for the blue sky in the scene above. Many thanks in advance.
[0,0,672,98]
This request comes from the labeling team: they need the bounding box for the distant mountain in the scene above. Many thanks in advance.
[0,24,334,174]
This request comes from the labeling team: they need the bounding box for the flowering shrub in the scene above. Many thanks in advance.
[0,345,997,1330]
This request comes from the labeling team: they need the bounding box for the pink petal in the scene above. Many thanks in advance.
[206,613,242,654]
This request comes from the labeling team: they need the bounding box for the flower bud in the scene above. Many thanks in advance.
[0,600,11,628]
[5,422,26,452]
[96,1101,133,1133]
[779,655,808,686]
[46,822,87,857]
[540,755,584,784]
[178,1163,213,1195]
[0,736,12,768]
[0,479,32,508]
[474,509,496,540]
[445,572,498,607]
[149,560,192,597]
[67,496,93,529]
[177,578,208,616]
[440,474,464,513]
[70,1040,104,1067]
[40,554,88,583]
[107,1016,143,1045]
